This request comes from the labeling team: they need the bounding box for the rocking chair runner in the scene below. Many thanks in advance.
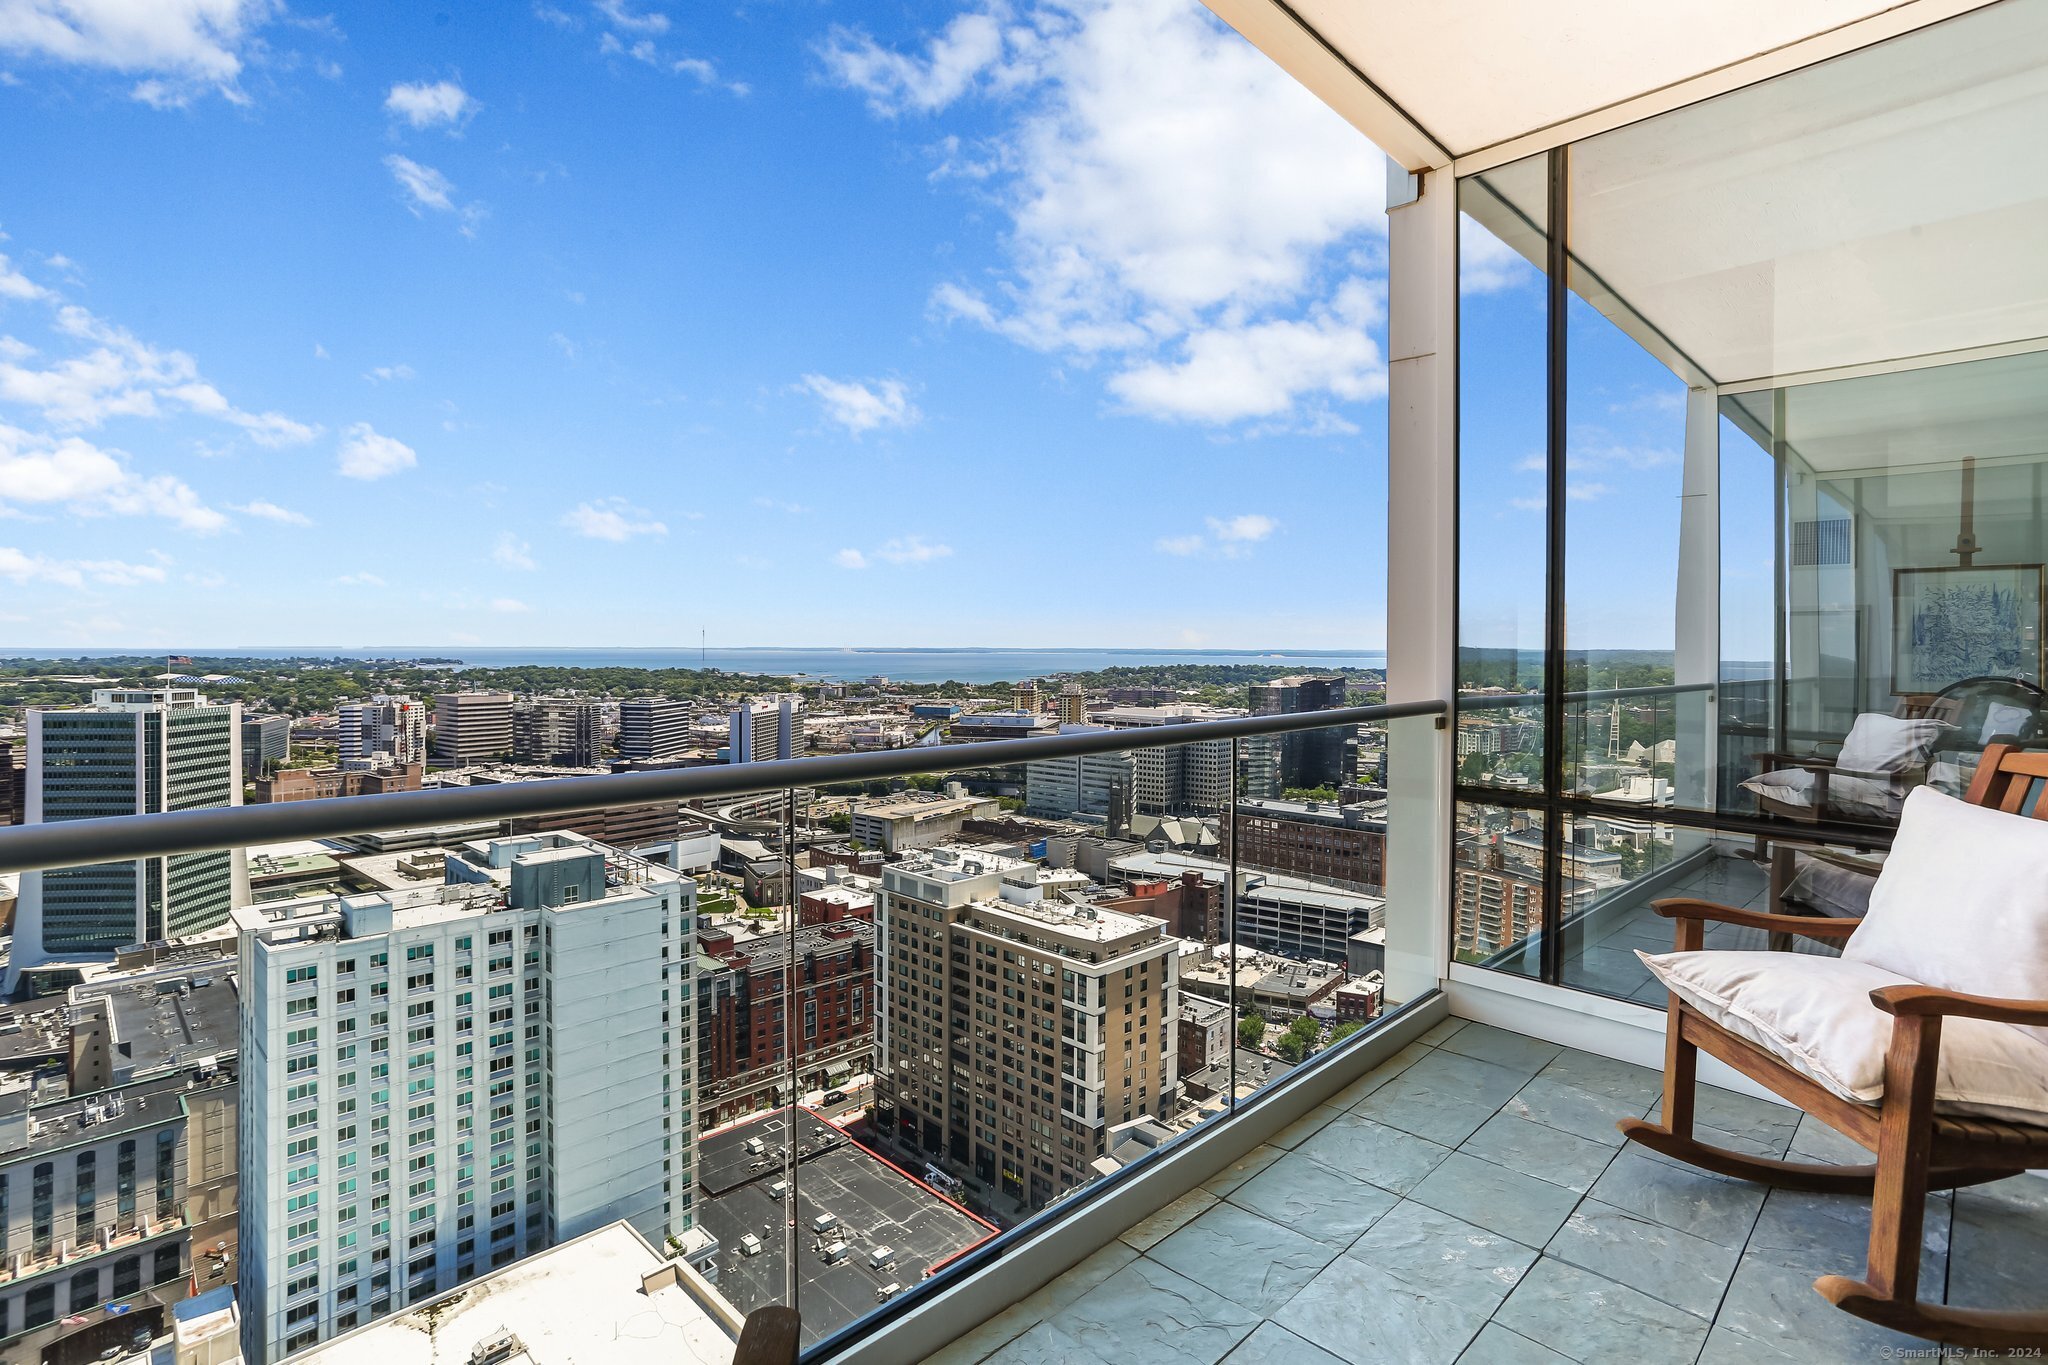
[1622,743,2048,1350]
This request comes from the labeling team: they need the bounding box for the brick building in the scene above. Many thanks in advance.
[695,920,876,1127]
[1095,871,1222,944]
[1220,796,1386,893]
[250,761,423,803]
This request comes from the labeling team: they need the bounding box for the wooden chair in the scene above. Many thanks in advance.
[1622,743,2048,1350]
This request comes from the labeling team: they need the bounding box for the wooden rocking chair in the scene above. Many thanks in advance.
[1621,743,2048,1350]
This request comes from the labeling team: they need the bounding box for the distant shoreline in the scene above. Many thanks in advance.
[0,645,1391,686]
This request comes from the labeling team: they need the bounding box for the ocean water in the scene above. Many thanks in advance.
[2,646,1388,685]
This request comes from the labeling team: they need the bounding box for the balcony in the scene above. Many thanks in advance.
[11,4,2048,1363]
[835,1014,2041,1363]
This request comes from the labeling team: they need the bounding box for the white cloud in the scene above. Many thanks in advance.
[1108,280,1384,423]
[1152,512,1279,559]
[829,0,1388,428]
[492,532,536,570]
[797,374,920,436]
[818,7,1008,116]
[836,536,950,569]
[1207,513,1277,546]
[0,252,53,302]
[1459,215,1540,295]
[385,79,478,130]
[875,535,952,565]
[0,300,315,442]
[0,545,170,588]
[336,571,386,587]
[562,497,666,541]
[336,423,417,480]
[384,154,454,213]
[365,363,415,383]
[588,2,747,92]
[0,423,226,532]
[594,0,666,34]
[490,596,530,613]
[232,499,311,525]
[0,0,276,106]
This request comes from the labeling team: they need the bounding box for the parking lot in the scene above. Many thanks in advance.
[697,1110,996,1348]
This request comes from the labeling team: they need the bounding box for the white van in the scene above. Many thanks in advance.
[868,1246,895,1270]
[821,1240,851,1265]
[811,1212,838,1236]
[738,1234,763,1257]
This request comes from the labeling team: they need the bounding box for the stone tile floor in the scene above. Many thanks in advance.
[1560,849,1847,1008]
[929,1017,2048,1365]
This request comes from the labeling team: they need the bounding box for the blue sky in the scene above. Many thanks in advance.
[0,0,1396,651]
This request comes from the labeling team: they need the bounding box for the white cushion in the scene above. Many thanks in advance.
[1847,786,2048,1045]
[1738,767,1897,821]
[1638,949,2048,1122]
[1835,712,1950,774]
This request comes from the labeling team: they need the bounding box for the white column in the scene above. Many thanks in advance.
[1672,386,1720,839]
[1383,158,1458,1002]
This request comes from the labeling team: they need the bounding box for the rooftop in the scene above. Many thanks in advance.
[696,1110,996,1351]
[295,1220,738,1365]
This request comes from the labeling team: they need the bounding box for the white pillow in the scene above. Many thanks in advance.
[1834,713,1950,774]
[1738,768,1898,821]
[1847,785,2048,1044]
[1638,949,2048,1122]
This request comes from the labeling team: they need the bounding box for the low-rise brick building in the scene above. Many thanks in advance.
[695,920,876,1127]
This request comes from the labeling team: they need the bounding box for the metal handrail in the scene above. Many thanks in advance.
[1457,681,1719,709]
[0,700,1445,874]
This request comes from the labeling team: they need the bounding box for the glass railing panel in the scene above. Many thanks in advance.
[1223,718,1391,1097]
[1452,800,1551,980]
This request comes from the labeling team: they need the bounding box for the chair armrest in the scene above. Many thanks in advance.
[1651,898,1862,941]
[1756,751,1839,773]
[1868,984,2048,1027]
[735,1306,801,1365]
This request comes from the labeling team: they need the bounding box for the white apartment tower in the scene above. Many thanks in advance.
[234,832,697,1363]
[339,695,427,766]
[727,695,805,764]
[12,688,246,992]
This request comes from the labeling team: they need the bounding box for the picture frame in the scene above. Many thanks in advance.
[1891,563,2046,693]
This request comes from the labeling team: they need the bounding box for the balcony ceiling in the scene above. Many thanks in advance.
[1206,0,2001,167]
[1213,0,2048,451]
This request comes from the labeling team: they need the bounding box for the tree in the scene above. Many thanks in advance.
[1458,752,1492,782]
[1328,1021,1365,1046]
[1275,1014,1321,1063]
[1236,1012,1267,1051]
[1283,786,1340,803]
[823,811,852,834]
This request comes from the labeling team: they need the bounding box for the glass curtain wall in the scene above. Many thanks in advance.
[1453,0,2048,1004]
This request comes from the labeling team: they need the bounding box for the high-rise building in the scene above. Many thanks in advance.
[430,693,513,767]
[878,848,1179,1210]
[727,696,804,765]
[1094,705,1244,815]
[615,698,690,762]
[1055,683,1088,727]
[1011,681,1039,715]
[1023,739,1133,821]
[0,740,24,827]
[14,689,245,989]
[511,698,602,768]
[1248,675,1350,789]
[233,831,697,1363]
[339,695,427,766]
[243,714,292,778]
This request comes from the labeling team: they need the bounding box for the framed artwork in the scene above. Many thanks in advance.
[1892,564,2046,693]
